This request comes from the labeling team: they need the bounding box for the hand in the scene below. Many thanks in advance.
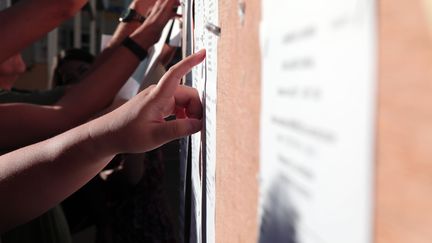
[129,0,158,17]
[130,0,180,47]
[92,49,206,154]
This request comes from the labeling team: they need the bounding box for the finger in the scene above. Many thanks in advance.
[151,119,202,145]
[159,85,202,119]
[155,49,206,98]
[174,106,187,119]
[153,0,162,10]
[173,85,202,119]
[173,1,181,9]
[153,2,177,28]
[160,0,177,12]
[167,0,180,7]
[162,0,180,20]
[148,0,162,16]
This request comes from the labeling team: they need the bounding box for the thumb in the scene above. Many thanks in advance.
[152,119,202,145]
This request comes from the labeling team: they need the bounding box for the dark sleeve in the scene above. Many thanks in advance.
[0,87,66,105]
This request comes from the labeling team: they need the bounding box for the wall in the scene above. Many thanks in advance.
[214,0,432,242]
[376,0,432,242]
[216,0,261,242]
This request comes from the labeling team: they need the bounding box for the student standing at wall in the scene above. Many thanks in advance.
[0,49,206,232]
[0,1,203,235]
[0,0,177,151]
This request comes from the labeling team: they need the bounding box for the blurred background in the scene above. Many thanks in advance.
[6,0,125,90]
[0,1,184,243]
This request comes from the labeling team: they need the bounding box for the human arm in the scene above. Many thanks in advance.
[0,50,205,232]
[0,0,87,63]
[90,0,159,68]
[0,0,180,151]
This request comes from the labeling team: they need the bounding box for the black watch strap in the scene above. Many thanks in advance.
[122,37,148,61]
[136,14,146,24]
[119,9,146,23]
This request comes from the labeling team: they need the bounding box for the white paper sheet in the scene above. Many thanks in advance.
[191,0,205,241]
[259,1,377,243]
[190,0,219,242]
[180,1,200,242]
[203,1,218,243]
[169,7,183,47]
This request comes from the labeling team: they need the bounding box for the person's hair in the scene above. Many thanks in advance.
[53,48,95,86]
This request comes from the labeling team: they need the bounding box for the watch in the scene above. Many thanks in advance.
[119,8,146,23]
[122,37,148,61]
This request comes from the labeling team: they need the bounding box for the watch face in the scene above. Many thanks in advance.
[119,9,145,23]
[119,9,135,22]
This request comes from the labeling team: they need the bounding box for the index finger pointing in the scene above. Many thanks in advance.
[155,49,206,98]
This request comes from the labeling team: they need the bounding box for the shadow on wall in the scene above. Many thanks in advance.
[259,173,299,243]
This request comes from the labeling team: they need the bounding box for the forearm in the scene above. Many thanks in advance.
[0,116,116,232]
[0,0,86,63]
[55,10,161,123]
[0,16,149,150]
[90,21,141,69]
[55,38,150,124]
[91,0,153,69]
[0,49,205,232]
[0,0,175,151]
[108,0,155,46]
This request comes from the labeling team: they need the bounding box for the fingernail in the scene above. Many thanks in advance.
[197,49,205,53]
[197,49,206,57]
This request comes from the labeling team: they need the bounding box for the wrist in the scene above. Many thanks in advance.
[86,116,120,157]
[129,25,158,50]
[129,1,151,17]
[119,8,146,24]
[122,37,148,61]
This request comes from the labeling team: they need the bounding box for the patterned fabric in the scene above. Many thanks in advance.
[1,206,72,243]
[0,87,65,105]
[0,87,72,243]
[101,150,178,243]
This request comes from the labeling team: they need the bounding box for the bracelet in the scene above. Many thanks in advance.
[121,37,148,61]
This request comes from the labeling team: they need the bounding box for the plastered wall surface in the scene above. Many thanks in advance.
[376,0,432,242]
[214,0,432,242]
[216,0,261,242]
